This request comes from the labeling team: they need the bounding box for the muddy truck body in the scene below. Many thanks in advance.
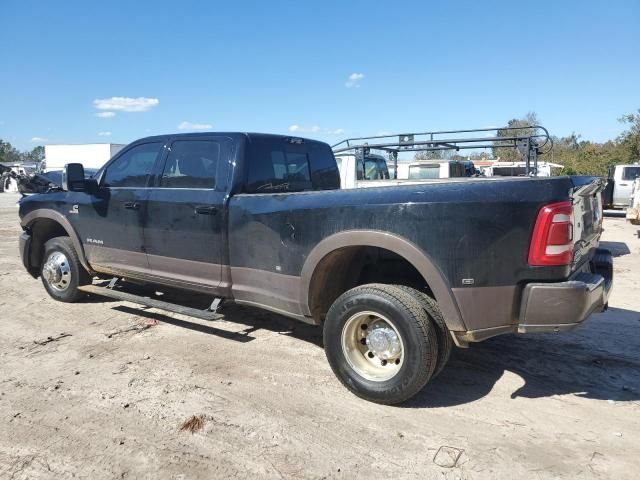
[18,132,613,404]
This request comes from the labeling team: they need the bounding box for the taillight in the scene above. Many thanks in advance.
[528,201,574,266]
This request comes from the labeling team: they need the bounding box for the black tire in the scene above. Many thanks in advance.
[40,236,90,302]
[324,283,438,405]
[395,285,453,379]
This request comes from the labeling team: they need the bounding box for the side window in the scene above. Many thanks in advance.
[161,140,220,188]
[103,142,162,188]
[622,166,640,181]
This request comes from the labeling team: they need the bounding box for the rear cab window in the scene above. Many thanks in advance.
[245,136,339,193]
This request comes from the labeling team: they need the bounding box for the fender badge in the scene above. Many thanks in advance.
[69,204,79,214]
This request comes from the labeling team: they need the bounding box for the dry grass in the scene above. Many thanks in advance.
[180,415,205,433]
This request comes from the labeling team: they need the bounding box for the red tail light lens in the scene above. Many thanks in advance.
[528,201,574,266]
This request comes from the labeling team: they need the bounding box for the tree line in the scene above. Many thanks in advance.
[0,140,44,166]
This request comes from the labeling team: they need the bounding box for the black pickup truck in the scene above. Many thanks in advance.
[18,133,613,404]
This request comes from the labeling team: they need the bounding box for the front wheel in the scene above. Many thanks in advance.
[41,237,90,302]
[324,283,438,405]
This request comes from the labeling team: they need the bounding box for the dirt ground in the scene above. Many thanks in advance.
[0,192,638,480]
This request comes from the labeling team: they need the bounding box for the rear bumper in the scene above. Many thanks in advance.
[517,249,613,333]
[452,249,613,345]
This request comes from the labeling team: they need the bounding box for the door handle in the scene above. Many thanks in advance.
[195,205,218,215]
[123,201,140,210]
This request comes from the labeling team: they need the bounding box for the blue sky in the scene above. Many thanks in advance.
[1,0,639,151]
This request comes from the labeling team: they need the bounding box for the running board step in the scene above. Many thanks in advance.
[78,284,223,321]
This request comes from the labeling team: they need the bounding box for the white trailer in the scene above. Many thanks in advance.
[44,144,125,172]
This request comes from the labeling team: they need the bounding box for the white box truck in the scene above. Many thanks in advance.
[44,144,125,172]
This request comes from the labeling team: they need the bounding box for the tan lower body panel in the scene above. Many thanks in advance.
[451,285,520,331]
[230,266,303,316]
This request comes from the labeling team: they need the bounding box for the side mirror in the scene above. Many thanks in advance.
[62,163,86,192]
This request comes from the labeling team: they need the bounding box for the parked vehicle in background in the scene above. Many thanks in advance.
[398,159,475,180]
[482,161,563,177]
[44,144,124,172]
[0,164,37,192]
[602,164,640,209]
[626,177,640,225]
[334,152,390,188]
[334,154,474,188]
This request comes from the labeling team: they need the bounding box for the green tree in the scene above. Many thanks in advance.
[492,112,540,161]
[618,109,640,162]
[0,139,21,164]
[22,145,45,166]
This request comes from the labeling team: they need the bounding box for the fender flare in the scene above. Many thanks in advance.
[21,208,92,273]
[299,230,466,331]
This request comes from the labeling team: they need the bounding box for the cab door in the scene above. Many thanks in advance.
[77,141,166,276]
[614,166,640,207]
[143,136,232,293]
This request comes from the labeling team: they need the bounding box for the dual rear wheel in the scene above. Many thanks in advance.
[324,283,452,405]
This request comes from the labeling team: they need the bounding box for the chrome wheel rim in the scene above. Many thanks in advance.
[42,251,71,292]
[341,311,404,381]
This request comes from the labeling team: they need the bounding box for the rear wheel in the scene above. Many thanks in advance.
[395,286,453,379]
[41,237,90,302]
[324,283,438,404]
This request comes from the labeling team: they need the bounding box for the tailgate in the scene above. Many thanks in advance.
[570,176,605,267]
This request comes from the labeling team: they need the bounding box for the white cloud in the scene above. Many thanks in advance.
[177,121,212,130]
[93,96,159,112]
[96,111,116,118]
[345,72,364,88]
[289,125,321,133]
[31,137,48,142]
[98,131,112,137]
[288,125,344,135]
[376,130,393,136]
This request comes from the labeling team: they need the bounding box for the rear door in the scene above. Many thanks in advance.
[143,136,232,292]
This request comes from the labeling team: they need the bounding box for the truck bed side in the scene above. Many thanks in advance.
[227,176,592,332]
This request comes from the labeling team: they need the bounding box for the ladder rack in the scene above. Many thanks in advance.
[331,126,553,177]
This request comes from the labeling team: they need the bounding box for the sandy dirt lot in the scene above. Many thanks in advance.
[0,192,638,479]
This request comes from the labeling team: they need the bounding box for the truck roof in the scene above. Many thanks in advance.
[131,132,328,145]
